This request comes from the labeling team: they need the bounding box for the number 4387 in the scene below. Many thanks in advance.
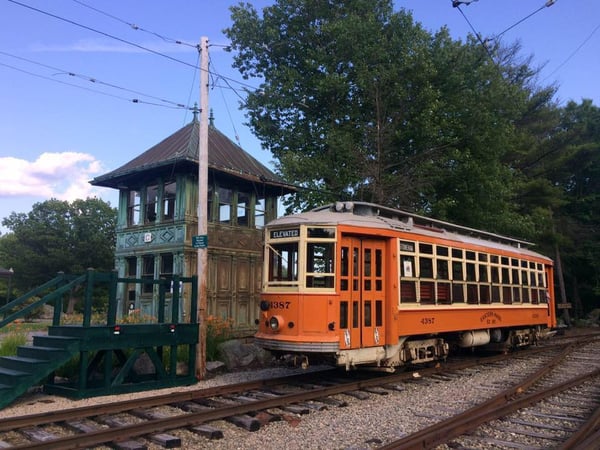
[420,317,435,325]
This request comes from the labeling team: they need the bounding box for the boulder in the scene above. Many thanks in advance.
[217,339,273,371]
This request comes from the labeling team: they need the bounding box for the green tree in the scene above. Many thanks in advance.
[0,197,117,295]
[545,100,600,316]
[225,1,555,237]
[226,0,439,211]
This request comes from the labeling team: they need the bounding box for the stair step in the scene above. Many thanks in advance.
[32,335,78,349]
[0,355,47,372]
[17,345,71,360]
[0,367,30,385]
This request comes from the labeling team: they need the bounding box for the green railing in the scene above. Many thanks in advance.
[0,269,198,330]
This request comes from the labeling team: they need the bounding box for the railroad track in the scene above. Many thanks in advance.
[380,338,600,449]
[0,336,598,449]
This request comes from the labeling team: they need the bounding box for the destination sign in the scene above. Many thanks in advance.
[270,228,300,239]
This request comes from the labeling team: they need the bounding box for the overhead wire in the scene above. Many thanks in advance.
[0,50,188,109]
[9,0,260,92]
[7,0,199,69]
[70,0,198,48]
[209,53,242,146]
[452,0,558,72]
[7,0,260,100]
[0,60,184,109]
[544,21,600,80]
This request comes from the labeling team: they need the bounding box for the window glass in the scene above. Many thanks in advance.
[437,260,449,279]
[126,257,137,303]
[479,264,488,282]
[375,300,383,327]
[142,255,155,294]
[145,185,158,223]
[268,242,299,282]
[127,190,141,226]
[419,257,433,278]
[340,302,348,329]
[163,181,176,221]
[160,253,173,277]
[466,263,476,281]
[364,301,372,327]
[436,246,448,257]
[217,187,232,224]
[364,249,372,277]
[419,243,433,254]
[308,227,336,238]
[452,261,464,280]
[491,266,500,283]
[237,192,251,226]
[399,241,415,252]
[401,256,415,277]
[306,242,335,288]
[307,243,334,273]
[375,250,382,278]
[126,257,137,277]
[255,198,266,228]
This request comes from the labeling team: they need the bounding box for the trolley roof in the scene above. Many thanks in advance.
[268,202,551,261]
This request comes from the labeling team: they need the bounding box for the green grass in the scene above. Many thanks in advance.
[0,321,49,334]
[0,332,27,356]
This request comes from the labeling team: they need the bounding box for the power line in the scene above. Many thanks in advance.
[70,0,198,49]
[8,0,260,93]
[7,0,199,69]
[452,0,558,66]
[0,60,187,110]
[544,21,600,80]
[495,1,557,40]
[0,50,187,108]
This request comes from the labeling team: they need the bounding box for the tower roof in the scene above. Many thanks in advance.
[90,118,294,193]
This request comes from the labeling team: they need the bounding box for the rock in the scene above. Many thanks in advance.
[206,360,226,372]
[217,339,273,371]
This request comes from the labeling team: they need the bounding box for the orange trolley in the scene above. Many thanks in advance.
[256,202,556,370]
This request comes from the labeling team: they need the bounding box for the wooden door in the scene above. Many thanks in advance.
[339,236,386,349]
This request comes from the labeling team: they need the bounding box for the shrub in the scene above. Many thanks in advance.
[119,309,157,324]
[206,315,234,361]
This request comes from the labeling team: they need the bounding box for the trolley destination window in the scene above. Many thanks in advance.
[265,226,336,291]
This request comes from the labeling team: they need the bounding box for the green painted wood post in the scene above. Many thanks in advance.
[158,279,166,323]
[83,268,95,327]
[107,269,118,327]
[52,271,65,326]
[171,275,180,324]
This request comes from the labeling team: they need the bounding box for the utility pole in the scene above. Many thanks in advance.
[196,36,209,379]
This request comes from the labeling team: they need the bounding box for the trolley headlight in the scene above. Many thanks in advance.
[269,315,285,331]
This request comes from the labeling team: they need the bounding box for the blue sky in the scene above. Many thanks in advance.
[1,0,598,233]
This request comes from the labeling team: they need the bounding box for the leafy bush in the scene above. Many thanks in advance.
[206,315,234,361]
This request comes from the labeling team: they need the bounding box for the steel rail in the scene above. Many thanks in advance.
[378,346,600,449]
[557,403,600,450]
[1,347,562,449]
[0,344,561,432]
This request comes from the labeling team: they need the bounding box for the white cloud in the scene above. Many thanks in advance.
[0,152,108,201]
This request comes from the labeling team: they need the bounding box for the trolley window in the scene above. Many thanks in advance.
[305,227,336,289]
[267,242,299,284]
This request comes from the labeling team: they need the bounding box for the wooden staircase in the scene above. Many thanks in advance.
[0,334,80,409]
[0,270,199,410]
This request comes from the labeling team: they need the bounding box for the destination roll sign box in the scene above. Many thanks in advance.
[270,228,300,239]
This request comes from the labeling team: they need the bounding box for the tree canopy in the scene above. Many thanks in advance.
[0,197,116,296]
[226,0,599,315]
